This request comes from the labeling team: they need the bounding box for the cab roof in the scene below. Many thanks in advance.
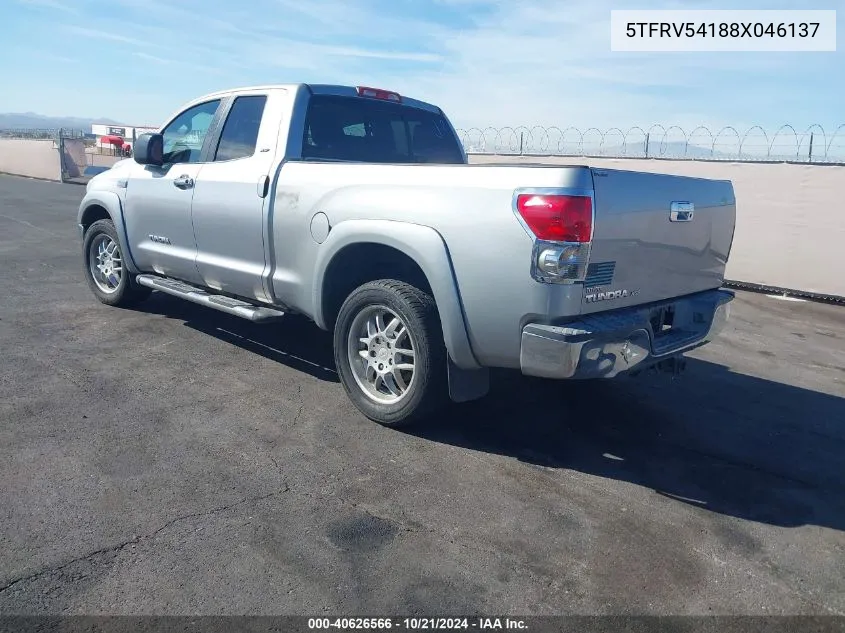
[190,84,441,114]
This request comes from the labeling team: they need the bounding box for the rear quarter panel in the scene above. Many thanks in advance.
[271,162,593,368]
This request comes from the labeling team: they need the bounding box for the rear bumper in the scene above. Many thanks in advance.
[520,288,734,379]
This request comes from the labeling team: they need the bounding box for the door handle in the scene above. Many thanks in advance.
[173,174,194,189]
[669,201,694,222]
[257,175,270,198]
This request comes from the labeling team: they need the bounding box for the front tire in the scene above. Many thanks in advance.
[82,219,151,307]
[333,279,447,427]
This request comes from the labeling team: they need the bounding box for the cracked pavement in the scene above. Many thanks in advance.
[0,175,844,615]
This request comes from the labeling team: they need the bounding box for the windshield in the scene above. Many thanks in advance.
[302,95,465,164]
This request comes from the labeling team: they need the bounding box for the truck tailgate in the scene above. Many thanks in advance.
[582,168,736,314]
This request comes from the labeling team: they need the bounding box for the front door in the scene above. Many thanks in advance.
[123,98,222,284]
[191,91,280,301]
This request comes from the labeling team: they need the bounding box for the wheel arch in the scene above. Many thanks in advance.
[79,203,111,232]
[313,220,480,371]
[77,191,140,274]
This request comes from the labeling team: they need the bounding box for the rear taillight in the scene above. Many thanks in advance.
[516,194,592,243]
[515,192,594,284]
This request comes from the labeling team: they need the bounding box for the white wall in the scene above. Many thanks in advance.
[469,154,845,298]
[0,139,61,181]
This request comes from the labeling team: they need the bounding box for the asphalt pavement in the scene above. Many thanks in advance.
[0,175,843,615]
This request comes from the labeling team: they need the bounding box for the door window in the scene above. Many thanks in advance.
[161,99,221,164]
[214,95,268,161]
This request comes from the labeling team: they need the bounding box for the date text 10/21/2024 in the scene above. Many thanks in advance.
[307,618,528,630]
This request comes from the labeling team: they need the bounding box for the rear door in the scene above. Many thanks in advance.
[583,168,736,313]
[190,89,285,302]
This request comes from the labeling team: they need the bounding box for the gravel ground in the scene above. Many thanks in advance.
[0,175,843,616]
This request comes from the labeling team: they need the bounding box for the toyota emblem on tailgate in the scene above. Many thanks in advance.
[670,201,694,222]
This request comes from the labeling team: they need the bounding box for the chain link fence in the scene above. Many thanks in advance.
[456,124,845,163]
[0,128,87,140]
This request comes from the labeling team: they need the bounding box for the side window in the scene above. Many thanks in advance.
[161,99,221,164]
[214,95,267,162]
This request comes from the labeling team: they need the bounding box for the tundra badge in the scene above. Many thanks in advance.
[584,288,640,303]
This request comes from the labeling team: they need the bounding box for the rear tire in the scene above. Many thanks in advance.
[333,279,448,427]
[83,219,151,307]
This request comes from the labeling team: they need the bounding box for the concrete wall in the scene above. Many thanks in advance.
[470,154,845,299]
[0,139,124,182]
[0,139,61,181]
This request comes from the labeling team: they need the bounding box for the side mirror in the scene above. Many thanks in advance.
[133,133,164,166]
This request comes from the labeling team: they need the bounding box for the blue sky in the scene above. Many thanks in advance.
[1,0,843,139]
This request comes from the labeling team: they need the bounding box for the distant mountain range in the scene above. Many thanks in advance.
[0,112,122,131]
[599,140,733,159]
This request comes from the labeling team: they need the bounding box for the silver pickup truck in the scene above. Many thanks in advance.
[78,83,736,426]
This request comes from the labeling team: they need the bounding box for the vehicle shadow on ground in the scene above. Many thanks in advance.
[410,362,845,531]
[134,293,339,383]
[131,293,845,531]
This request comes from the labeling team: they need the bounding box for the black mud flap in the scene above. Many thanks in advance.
[447,359,490,403]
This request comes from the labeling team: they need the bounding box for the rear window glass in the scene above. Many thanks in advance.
[302,95,464,164]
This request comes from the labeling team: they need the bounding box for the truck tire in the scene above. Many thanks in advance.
[334,279,448,427]
[82,219,151,307]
